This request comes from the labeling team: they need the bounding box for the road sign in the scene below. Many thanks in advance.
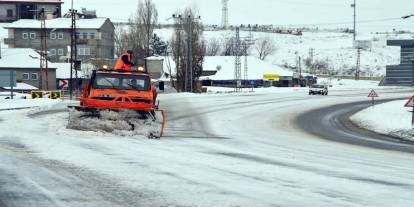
[0,71,16,87]
[367,89,378,98]
[263,74,280,80]
[59,80,68,88]
[404,96,414,108]
[31,91,44,99]
[49,91,62,99]
[404,96,414,127]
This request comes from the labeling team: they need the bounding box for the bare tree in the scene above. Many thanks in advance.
[171,8,206,92]
[206,38,221,56]
[114,25,128,57]
[255,36,277,60]
[138,0,158,60]
[113,0,158,66]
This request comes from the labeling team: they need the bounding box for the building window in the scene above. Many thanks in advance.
[22,73,29,80]
[50,32,56,39]
[7,9,13,17]
[82,32,88,39]
[89,33,95,39]
[31,73,38,80]
[57,32,64,39]
[50,49,56,55]
[78,48,90,56]
[57,49,64,55]
[29,32,36,39]
[22,33,28,39]
[75,32,80,39]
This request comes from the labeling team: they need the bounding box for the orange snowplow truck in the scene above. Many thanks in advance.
[72,68,166,137]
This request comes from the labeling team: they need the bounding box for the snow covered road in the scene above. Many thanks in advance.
[1,88,414,206]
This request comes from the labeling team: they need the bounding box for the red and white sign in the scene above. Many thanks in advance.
[59,80,68,88]
[404,96,414,108]
[368,89,378,98]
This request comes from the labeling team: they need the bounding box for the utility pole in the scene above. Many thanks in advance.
[186,17,193,92]
[309,48,314,74]
[299,56,302,78]
[39,8,49,90]
[243,25,253,88]
[351,0,356,41]
[69,9,78,100]
[234,27,242,92]
[356,48,361,80]
[172,14,200,93]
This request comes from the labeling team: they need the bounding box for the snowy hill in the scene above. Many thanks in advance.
[154,28,411,77]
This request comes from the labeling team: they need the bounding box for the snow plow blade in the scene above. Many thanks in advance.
[67,106,166,138]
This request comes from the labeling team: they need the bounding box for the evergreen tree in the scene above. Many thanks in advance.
[150,33,168,56]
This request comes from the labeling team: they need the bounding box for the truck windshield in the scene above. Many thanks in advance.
[312,85,325,88]
[93,73,151,91]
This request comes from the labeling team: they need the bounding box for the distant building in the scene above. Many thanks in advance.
[159,56,297,87]
[0,48,57,90]
[0,0,62,22]
[384,40,414,86]
[3,17,115,63]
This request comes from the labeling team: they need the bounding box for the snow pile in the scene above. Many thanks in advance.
[351,100,414,141]
[0,98,61,110]
[67,109,164,138]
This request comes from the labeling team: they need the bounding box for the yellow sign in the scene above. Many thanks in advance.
[49,91,62,99]
[31,91,44,99]
[263,74,280,80]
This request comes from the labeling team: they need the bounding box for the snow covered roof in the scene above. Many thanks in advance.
[4,18,109,29]
[162,56,294,80]
[2,82,38,90]
[0,0,62,3]
[53,62,95,79]
[0,48,55,69]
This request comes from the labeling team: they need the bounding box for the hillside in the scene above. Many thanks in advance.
[154,28,411,77]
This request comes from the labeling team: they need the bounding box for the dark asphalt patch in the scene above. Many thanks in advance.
[296,99,414,153]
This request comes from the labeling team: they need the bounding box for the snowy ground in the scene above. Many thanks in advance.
[351,99,414,142]
[1,85,414,206]
[0,98,62,110]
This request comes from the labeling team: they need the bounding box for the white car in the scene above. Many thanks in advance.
[309,84,328,95]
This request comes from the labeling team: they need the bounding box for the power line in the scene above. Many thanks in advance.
[273,17,403,27]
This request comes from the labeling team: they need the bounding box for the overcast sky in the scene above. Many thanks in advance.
[63,0,414,32]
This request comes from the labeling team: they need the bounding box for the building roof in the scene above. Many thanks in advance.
[3,82,38,90]
[0,48,55,69]
[0,0,63,4]
[162,56,294,80]
[53,62,95,79]
[4,18,109,29]
[387,39,414,47]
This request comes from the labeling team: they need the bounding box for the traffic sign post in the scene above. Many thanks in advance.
[367,89,378,107]
[0,71,16,99]
[404,96,414,127]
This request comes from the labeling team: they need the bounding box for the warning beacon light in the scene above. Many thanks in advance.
[137,66,145,72]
